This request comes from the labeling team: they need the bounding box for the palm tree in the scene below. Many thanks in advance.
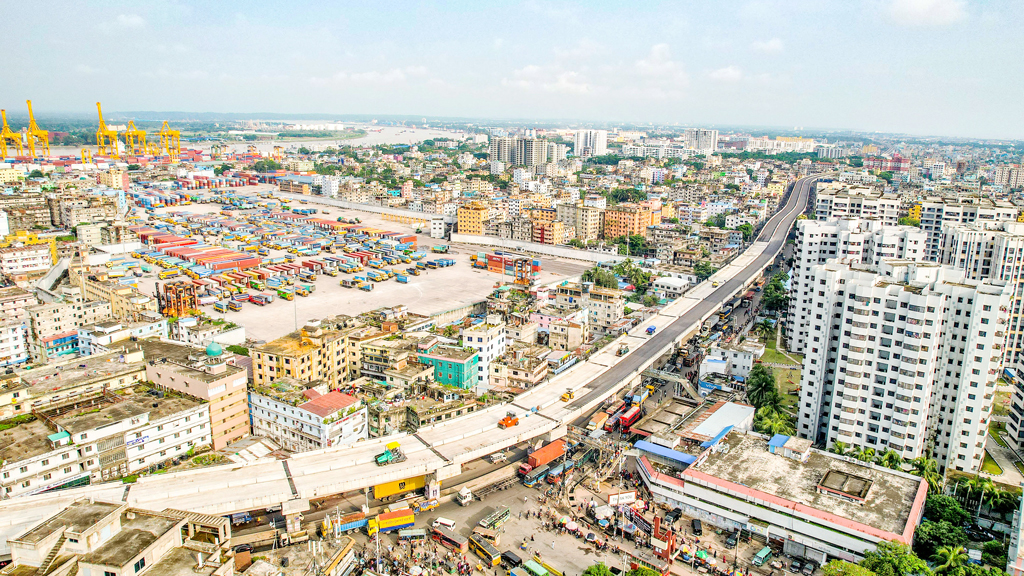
[910,457,944,493]
[986,489,1020,519]
[964,475,996,516]
[877,449,903,470]
[755,320,775,342]
[829,441,851,456]
[854,447,877,463]
[746,365,779,410]
[756,408,795,436]
[933,546,968,575]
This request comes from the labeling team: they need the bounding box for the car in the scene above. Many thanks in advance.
[724,533,738,548]
[234,544,254,554]
[789,559,804,573]
[691,518,702,536]
[802,561,818,576]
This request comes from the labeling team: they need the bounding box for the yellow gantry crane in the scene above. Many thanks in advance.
[0,109,24,159]
[157,121,181,162]
[81,148,93,163]
[95,102,119,157]
[24,100,50,158]
[123,121,147,156]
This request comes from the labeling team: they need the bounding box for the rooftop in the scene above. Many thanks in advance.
[143,546,222,576]
[689,431,923,535]
[80,511,180,567]
[14,500,123,544]
[17,348,147,396]
[56,389,202,435]
[140,340,246,384]
[299,391,360,418]
[419,345,477,361]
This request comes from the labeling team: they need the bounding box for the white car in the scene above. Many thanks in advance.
[489,451,508,463]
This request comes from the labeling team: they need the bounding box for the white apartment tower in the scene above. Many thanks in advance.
[919,198,1018,260]
[788,218,927,354]
[940,221,1024,364]
[797,260,1011,474]
[682,128,719,154]
[814,186,901,225]
[573,130,608,158]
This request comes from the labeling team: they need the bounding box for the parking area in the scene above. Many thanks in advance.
[139,199,590,342]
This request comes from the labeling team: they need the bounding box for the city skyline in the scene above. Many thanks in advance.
[4,0,1023,141]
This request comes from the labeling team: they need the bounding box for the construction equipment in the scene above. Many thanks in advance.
[95,102,119,157]
[157,121,181,161]
[498,411,519,429]
[272,145,283,161]
[375,441,407,466]
[80,148,93,164]
[561,390,575,402]
[123,121,147,156]
[0,110,23,159]
[24,100,49,158]
[616,345,629,356]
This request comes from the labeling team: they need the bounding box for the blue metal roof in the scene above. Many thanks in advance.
[701,425,734,448]
[634,440,696,465]
[768,434,790,448]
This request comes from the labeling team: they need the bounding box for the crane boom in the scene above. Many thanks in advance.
[25,100,50,158]
[95,102,119,157]
[0,109,24,159]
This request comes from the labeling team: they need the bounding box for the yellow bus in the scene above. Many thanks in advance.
[469,534,500,566]
[158,269,180,280]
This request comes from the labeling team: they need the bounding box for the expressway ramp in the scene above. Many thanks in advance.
[127,460,293,514]
[417,404,557,464]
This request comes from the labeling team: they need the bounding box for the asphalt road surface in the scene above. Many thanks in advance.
[567,174,819,410]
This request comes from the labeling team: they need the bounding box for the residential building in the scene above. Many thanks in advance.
[457,201,489,235]
[69,266,158,321]
[556,202,602,243]
[940,221,1024,364]
[143,340,250,451]
[461,316,506,391]
[701,341,765,380]
[682,128,719,153]
[248,379,367,451]
[549,319,585,351]
[604,203,657,240]
[77,314,168,356]
[416,345,480,390]
[0,244,52,276]
[650,430,927,562]
[5,500,234,576]
[919,198,1018,260]
[796,259,1011,474]
[532,220,570,245]
[574,130,608,157]
[0,286,35,368]
[97,168,128,190]
[367,382,478,436]
[251,319,353,389]
[788,218,928,354]
[27,287,112,361]
[814,186,900,225]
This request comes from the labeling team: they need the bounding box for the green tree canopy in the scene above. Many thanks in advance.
[746,364,780,410]
[694,262,717,282]
[582,267,619,290]
[822,560,876,576]
[252,159,283,172]
[898,217,920,227]
[914,521,968,561]
[624,568,660,576]
[860,541,930,576]
[925,495,970,526]
[583,564,614,576]
[737,223,754,241]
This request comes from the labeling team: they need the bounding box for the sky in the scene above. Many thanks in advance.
[5,0,1023,140]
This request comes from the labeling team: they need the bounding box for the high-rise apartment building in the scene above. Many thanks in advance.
[603,203,658,240]
[682,128,719,153]
[919,198,1018,260]
[556,202,603,243]
[940,221,1024,364]
[573,130,608,157]
[796,260,1011,474]
[814,186,901,225]
[457,201,489,235]
[788,219,927,354]
[488,136,550,166]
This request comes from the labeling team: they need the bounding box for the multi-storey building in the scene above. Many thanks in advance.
[417,345,480,389]
[251,320,350,388]
[532,220,571,245]
[69,266,158,321]
[682,128,719,153]
[556,202,602,243]
[573,130,608,157]
[940,221,1024,364]
[919,198,1018,260]
[0,244,52,276]
[143,340,250,451]
[27,286,112,361]
[457,201,489,235]
[77,315,168,356]
[814,186,900,225]
[462,316,506,392]
[604,203,657,239]
[0,286,35,368]
[248,379,367,452]
[796,260,1011,474]
[788,219,927,354]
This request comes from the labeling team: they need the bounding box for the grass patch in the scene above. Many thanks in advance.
[226,345,249,356]
[0,414,36,432]
[994,390,1011,416]
[989,421,1009,448]
[982,451,1004,475]
[1016,461,1024,476]
[760,348,798,365]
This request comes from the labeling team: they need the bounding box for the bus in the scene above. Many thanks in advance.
[472,526,500,546]
[619,406,642,432]
[523,464,549,487]
[398,528,428,543]
[469,534,501,566]
[432,526,468,553]
[158,269,180,280]
[605,409,625,432]
[479,506,511,530]
[625,549,670,576]
[522,560,549,576]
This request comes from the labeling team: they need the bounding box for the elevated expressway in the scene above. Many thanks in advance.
[0,175,820,554]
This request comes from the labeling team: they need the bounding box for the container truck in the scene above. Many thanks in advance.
[396,275,409,284]
[527,440,566,469]
[587,412,609,432]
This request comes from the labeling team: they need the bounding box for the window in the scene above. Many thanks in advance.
[134,558,146,573]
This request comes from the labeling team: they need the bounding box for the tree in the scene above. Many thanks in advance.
[214,163,233,176]
[933,546,968,575]
[829,441,852,456]
[914,520,968,561]
[983,539,1008,568]
[737,223,754,242]
[694,262,717,282]
[877,449,903,470]
[911,457,945,494]
[252,159,282,172]
[855,447,877,463]
[567,239,586,249]
[625,568,660,576]
[755,319,775,342]
[28,169,45,178]
[755,406,794,435]
[584,564,614,576]
[298,146,311,154]
[861,541,930,576]
[898,217,920,227]
[746,364,779,410]
[965,475,997,516]
[127,163,142,171]
[582,267,619,290]
[925,495,970,526]
[762,273,790,312]
[822,560,875,576]
[877,171,894,183]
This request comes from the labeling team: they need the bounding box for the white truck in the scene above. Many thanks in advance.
[456,486,473,506]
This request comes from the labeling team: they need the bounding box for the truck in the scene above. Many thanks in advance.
[396,274,409,284]
[359,283,374,291]
[498,412,519,429]
[367,510,415,537]
[277,288,294,301]
[632,388,650,406]
[527,440,566,469]
[432,245,449,254]
[456,487,473,506]
[561,390,574,402]
[213,301,228,314]
[414,499,439,513]
[228,301,243,312]
[251,294,272,306]
[616,345,629,356]
[376,441,407,466]
[406,267,420,276]
[587,412,609,432]
[646,326,656,335]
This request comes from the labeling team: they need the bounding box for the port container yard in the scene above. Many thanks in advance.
[133,197,589,342]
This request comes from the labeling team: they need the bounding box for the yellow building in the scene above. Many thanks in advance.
[0,168,22,184]
[68,265,158,321]
[0,231,57,263]
[97,168,126,189]
[251,319,387,388]
[908,203,922,221]
[603,203,655,239]
[457,201,489,235]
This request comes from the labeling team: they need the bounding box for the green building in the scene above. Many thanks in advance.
[418,345,480,389]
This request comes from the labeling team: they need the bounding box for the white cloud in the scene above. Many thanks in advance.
[751,38,784,54]
[501,65,591,94]
[116,14,146,28]
[309,66,429,86]
[888,0,966,26]
[75,64,104,75]
[709,65,744,82]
